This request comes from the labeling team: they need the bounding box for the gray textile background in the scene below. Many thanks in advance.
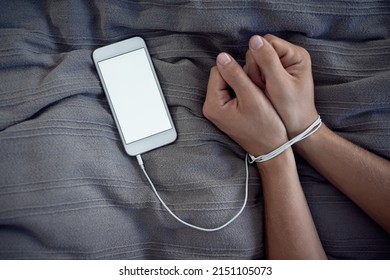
[0,0,389,259]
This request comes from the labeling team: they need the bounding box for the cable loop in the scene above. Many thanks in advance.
[136,154,249,232]
[248,116,322,164]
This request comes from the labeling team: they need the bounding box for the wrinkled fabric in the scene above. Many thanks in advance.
[0,0,389,259]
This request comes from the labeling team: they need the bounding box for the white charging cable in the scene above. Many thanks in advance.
[248,116,322,163]
[136,153,249,232]
[135,116,321,231]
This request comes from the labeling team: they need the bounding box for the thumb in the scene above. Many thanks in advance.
[205,66,232,107]
[248,35,287,82]
[250,34,312,78]
[216,52,261,103]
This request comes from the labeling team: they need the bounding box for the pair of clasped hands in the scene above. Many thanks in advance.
[203,34,318,163]
[203,35,390,259]
[203,35,331,259]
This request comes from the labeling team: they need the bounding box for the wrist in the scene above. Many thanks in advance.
[249,116,321,165]
[256,147,296,175]
[293,123,328,155]
[287,111,319,139]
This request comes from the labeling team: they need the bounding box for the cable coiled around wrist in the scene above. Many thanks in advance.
[248,116,322,164]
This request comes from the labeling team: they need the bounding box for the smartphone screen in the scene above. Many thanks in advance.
[97,48,172,144]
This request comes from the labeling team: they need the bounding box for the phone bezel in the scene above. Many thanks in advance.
[92,37,177,156]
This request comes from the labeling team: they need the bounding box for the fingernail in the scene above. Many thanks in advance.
[249,35,264,50]
[217,52,232,65]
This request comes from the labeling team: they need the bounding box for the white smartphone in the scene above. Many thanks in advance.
[92,37,177,156]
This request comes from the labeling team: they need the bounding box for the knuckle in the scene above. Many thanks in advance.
[260,46,278,64]
[298,47,311,63]
[301,47,311,59]
[210,65,219,76]
[230,65,244,79]
[202,103,212,119]
[263,33,276,42]
[245,49,252,62]
[223,62,246,83]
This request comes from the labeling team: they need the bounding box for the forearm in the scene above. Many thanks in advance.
[295,124,390,233]
[258,149,326,259]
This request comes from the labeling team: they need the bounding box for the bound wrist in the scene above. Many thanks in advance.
[287,112,319,139]
[249,116,322,165]
[293,123,328,154]
[256,147,295,175]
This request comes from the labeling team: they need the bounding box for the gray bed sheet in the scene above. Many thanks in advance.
[0,0,389,259]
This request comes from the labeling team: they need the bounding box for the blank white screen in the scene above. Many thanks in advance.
[98,48,172,144]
